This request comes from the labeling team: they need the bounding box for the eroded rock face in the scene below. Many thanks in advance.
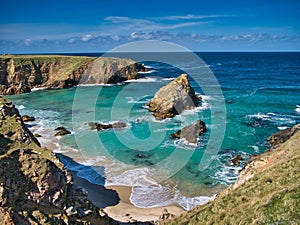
[0,56,146,95]
[146,74,200,120]
[0,96,115,225]
[267,124,300,146]
[171,120,206,144]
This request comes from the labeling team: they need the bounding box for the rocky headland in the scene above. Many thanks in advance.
[165,124,300,224]
[0,96,115,224]
[146,74,200,120]
[0,55,146,95]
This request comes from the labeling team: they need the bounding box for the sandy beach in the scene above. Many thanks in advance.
[71,171,184,223]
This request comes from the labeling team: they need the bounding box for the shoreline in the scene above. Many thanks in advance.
[71,171,185,223]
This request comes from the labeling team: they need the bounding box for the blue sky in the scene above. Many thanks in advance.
[1,0,299,52]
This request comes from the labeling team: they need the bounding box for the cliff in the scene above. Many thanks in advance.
[165,124,300,224]
[0,96,115,224]
[0,55,144,95]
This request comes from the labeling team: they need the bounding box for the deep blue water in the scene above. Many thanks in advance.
[9,52,300,210]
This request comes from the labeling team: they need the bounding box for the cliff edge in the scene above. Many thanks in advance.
[0,55,144,95]
[165,124,300,224]
[0,96,115,224]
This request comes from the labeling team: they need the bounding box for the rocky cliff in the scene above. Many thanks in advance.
[146,74,200,120]
[165,124,300,224]
[0,96,115,224]
[0,55,145,95]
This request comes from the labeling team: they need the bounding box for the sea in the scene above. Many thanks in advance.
[9,52,300,210]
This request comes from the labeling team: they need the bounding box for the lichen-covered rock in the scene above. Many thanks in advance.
[170,120,206,143]
[146,74,200,120]
[0,96,116,225]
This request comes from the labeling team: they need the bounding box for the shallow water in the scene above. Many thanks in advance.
[10,52,300,210]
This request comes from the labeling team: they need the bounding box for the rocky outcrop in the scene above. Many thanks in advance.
[54,126,71,136]
[88,121,127,131]
[0,96,115,224]
[0,55,146,95]
[170,120,206,144]
[166,124,300,225]
[267,124,300,146]
[146,74,200,120]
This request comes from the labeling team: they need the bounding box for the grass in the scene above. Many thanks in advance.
[165,131,300,225]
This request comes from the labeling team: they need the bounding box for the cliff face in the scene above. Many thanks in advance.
[166,124,300,225]
[0,55,144,95]
[0,96,115,225]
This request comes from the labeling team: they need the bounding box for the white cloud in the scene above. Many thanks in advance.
[152,14,230,21]
[81,34,93,42]
[24,38,31,46]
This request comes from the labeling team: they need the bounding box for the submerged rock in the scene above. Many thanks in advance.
[171,120,206,144]
[146,74,200,120]
[267,124,300,145]
[88,121,127,131]
[231,155,243,166]
[54,127,71,136]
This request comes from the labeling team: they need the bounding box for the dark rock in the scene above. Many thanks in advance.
[171,120,206,144]
[88,121,127,131]
[54,127,71,136]
[267,124,300,145]
[231,155,243,166]
[21,115,35,122]
[135,153,148,158]
[146,74,200,120]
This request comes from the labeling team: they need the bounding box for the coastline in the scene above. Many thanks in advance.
[71,171,184,223]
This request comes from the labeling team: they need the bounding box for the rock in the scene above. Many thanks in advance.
[267,124,300,146]
[54,127,71,136]
[231,155,243,166]
[146,74,200,120]
[0,55,146,95]
[0,96,117,224]
[21,115,35,122]
[88,121,127,131]
[171,120,206,144]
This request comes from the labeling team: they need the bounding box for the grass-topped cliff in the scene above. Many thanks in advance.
[0,55,145,95]
[165,125,300,224]
[0,96,115,224]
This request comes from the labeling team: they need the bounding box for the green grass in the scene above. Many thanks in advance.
[166,131,300,225]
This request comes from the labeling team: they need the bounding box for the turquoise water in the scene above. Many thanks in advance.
[9,52,300,210]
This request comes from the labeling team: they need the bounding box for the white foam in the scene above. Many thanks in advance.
[125,77,158,83]
[31,87,47,91]
[16,105,26,110]
[130,184,215,210]
[77,83,123,87]
[138,70,156,74]
[296,105,300,113]
[162,78,175,81]
[278,126,289,130]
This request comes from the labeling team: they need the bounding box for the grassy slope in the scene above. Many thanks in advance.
[166,131,300,225]
[0,55,96,81]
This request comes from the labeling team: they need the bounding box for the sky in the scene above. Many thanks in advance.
[0,0,300,53]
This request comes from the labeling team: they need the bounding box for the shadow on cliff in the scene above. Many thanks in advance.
[57,153,120,208]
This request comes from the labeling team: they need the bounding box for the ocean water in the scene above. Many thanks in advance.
[10,52,300,210]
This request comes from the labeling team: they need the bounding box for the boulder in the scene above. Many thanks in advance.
[171,120,206,144]
[21,115,35,122]
[267,124,300,146]
[88,121,127,131]
[146,74,200,120]
[54,127,71,136]
[231,155,243,166]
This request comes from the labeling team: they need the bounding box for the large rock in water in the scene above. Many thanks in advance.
[146,74,200,120]
[171,120,206,143]
[0,96,115,224]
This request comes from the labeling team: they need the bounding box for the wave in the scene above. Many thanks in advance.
[162,78,175,81]
[246,112,296,127]
[77,83,123,87]
[138,70,156,74]
[31,87,47,91]
[125,77,158,83]
[296,105,300,113]
[16,104,26,110]
[130,184,215,211]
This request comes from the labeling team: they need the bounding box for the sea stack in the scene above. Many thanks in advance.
[146,74,200,120]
